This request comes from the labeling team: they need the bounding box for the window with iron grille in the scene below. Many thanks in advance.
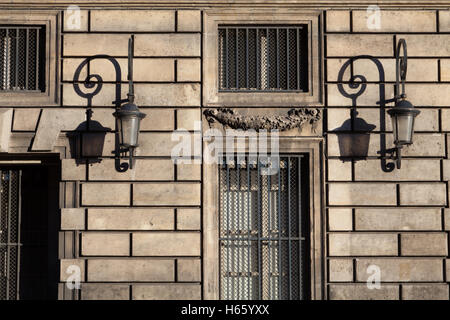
[0,26,46,92]
[219,155,310,300]
[218,25,309,92]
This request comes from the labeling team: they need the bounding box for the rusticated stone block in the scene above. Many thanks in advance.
[177,163,201,181]
[326,34,393,57]
[326,11,350,32]
[132,232,200,256]
[329,284,399,300]
[352,10,436,32]
[178,258,201,282]
[62,159,85,181]
[81,284,129,300]
[328,233,398,256]
[63,8,89,32]
[328,183,396,206]
[402,284,449,300]
[177,59,201,82]
[60,259,85,282]
[81,232,130,256]
[12,108,40,131]
[355,208,441,231]
[177,10,201,32]
[400,233,448,256]
[64,34,130,56]
[177,208,201,230]
[327,159,351,181]
[135,84,201,107]
[87,259,174,282]
[400,35,450,56]
[177,109,201,131]
[399,183,446,206]
[91,10,175,32]
[88,208,174,230]
[61,208,85,230]
[329,259,353,282]
[133,284,201,300]
[133,183,200,206]
[82,183,130,206]
[135,34,200,56]
[356,258,443,282]
[328,208,353,231]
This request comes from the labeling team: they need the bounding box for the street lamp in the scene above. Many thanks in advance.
[113,36,146,169]
[386,39,420,169]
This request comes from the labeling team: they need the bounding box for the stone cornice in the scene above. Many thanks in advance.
[0,0,449,9]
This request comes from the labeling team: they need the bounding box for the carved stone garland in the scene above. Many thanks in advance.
[203,108,321,132]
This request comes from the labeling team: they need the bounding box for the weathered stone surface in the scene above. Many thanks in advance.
[355,208,442,231]
[133,232,200,256]
[327,58,438,82]
[133,284,201,300]
[177,163,201,181]
[400,35,450,56]
[401,233,448,256]
[12,108,40,131]
[64,34,130,56]
[81,284,129,300]
[356,258,443,282]
[355,159,440,181]
[329,284,399,300]
[327,108,350,131]
[81,232,130,256]
[88,208,174,230]
[64,8,89,32]
[399,183,446,206]
[440,10,450,32]
[133,183,200,205]
[327,159,352,181]
[178,258,201,281]
[91,10,175,31]
[177,10,201,32]
[326,11,350,32]
[135,84,201,107]
[62,82,128,106]
[326,34,393,57]
[405,84,450,106]
[62,159,85,181]
[89,159,174,181]
[177,208,201,230]
[82,183,130,206]
[88,259,174,281]
[328,233,398,256]
[328,183,396,205]
[441,59,450,81]
[441,109,450,131]
[32,109,86,151]
[177,109,201,131]
[177,59,201,82]
[445,209,450,231]
[328,208,353,231]
[135,34,201,56]
[353,10,436,32]
[327,133,444,157]
[60,259,85,282]
[329,259,353,282]
[327,83,395,106]
[141,109,175,131]
[402,284,449,300]
[61,208,85,230]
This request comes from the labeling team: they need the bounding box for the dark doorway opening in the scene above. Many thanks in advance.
[0,156,60,300]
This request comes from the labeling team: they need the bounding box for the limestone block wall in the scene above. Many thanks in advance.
[58,9,203,300]
[325,9,450,300]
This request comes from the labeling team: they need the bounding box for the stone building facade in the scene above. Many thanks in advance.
[0,0,449,300]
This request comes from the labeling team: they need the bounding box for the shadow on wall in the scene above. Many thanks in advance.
[333,55,395,172]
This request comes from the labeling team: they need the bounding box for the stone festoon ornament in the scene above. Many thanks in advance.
[203,108,321,132]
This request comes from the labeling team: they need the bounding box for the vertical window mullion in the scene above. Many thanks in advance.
[225,29,228,89]
[296,28,300,91]
[277,159,282,300]
[276,28,279,90]
[25,29,29,90]
[287,157,292,300]
[246,158,251,300]
[35,28,40,91]
[298,156,303,300]
[16,170,22,300]
[286,30,290,90]
[235,28,239,89]
[14,28,18,89]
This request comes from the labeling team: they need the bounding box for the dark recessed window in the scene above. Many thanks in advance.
[218,25,308,92]
[0,25,46,92]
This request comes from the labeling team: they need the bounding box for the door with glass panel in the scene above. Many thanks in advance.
[219,155,309,300]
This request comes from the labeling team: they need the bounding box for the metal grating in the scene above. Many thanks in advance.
[0,26,45,92]
[0,170,22,300]
[219,156,308,300]
[218,25,308,92]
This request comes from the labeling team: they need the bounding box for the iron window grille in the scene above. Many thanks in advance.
[219,155,309,300]
[218,25,309,92]
[0,26,46,92]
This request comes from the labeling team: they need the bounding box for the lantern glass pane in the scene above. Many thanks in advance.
[120,116,141,147]
[392,113,414,145]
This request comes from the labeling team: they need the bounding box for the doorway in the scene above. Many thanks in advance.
[0,158,59,300]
